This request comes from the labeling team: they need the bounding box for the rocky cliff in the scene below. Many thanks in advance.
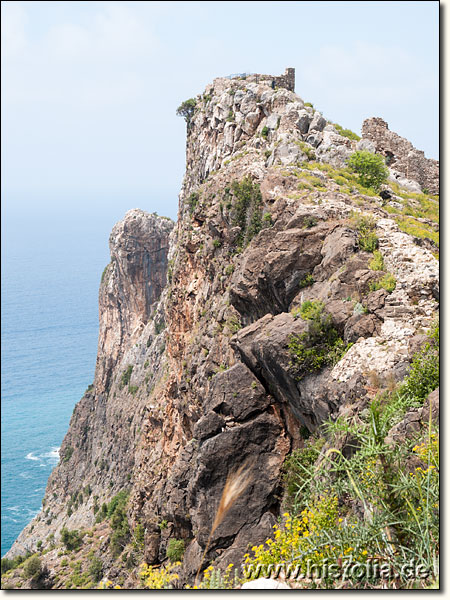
[4,70,439,589]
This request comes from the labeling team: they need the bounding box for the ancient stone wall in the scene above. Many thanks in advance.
[229,67,295,92]
[361,117,439,195]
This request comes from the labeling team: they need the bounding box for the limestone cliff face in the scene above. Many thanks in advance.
[95,210,173,394]
[7,71,439,588]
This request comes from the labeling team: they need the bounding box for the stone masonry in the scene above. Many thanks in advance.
[361,117,439,195]
[224,67,295,92]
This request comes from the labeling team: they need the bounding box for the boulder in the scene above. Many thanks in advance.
[193,411,225,441]
[344,314,381,343]
[230,226,326,323]
[266,113,280,130]
[309,112,327,132]
[206,362,271,422]
[385,388,439,446]
[296,109,311,134]
[314,226,358,279]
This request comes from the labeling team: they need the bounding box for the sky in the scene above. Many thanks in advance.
[1,1,440,223]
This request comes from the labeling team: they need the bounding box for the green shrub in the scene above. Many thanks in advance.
[63,446,74,463]
[107,490,129,518]
[283,438,325,507]
[166,538,185,562]
[176,98,197,127]
[369,272,396,293]
[402,321,439,401]
[350,212,379,252]
[213,239,221,248]
[296,141,316,161]
[106,491,130,557]
[155,318,166,335]
[187,192,199,215]
[101,265,109,284]
[261,126,269,138]
[133,522,145,551]
[231,177,263,247]
[262,212,273,226]
[289,301,351,379]
[225,314,242,333]
[23,555,42,579]
[2,554,28,574]
[303,216,318,228]
[120,365,133,389]
[298,274,314,289]
[348,150,389,191]
[61,528,83,551]
[95,502,107,522]
[368,250,385,270]
[88,554,103,582]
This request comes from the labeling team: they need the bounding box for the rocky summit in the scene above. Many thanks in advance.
[2,69,439,590]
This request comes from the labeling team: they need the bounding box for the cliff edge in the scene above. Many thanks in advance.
[3,69,439,589]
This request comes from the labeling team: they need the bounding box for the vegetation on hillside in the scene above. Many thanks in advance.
[243,321,439,589]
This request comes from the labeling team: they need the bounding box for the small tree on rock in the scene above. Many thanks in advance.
[23,556,42,580]
[176,98,197,128]
[348,150,389,191]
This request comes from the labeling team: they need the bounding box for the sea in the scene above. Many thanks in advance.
[1,205,114,557]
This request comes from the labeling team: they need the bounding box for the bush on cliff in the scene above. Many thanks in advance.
[350,212,379,252]
[176,98,197,128]
[348,150,389,191]
[23,555,42,579]
[61,528,83,551]
[245,321,439,588]
[401,320,439,401]
[166,538,185,562]
[231,177,263,247]
[289,301,351,379]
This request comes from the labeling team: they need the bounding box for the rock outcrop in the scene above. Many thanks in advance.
[5,70,439,589]
[95,209,173,394]
[361,117,439,195]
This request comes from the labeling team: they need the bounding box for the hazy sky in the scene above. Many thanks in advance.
[1,1,439,222]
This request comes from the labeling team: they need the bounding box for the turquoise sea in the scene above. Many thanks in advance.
[1,207,112,556]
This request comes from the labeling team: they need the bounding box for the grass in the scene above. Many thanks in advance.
[244,321,440,589]
[350,212,379,252]
[394,215,439,247]
[295,141,316,161]
[332,123,361,141]
[368,250,385,271]
[369,272,397,293]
